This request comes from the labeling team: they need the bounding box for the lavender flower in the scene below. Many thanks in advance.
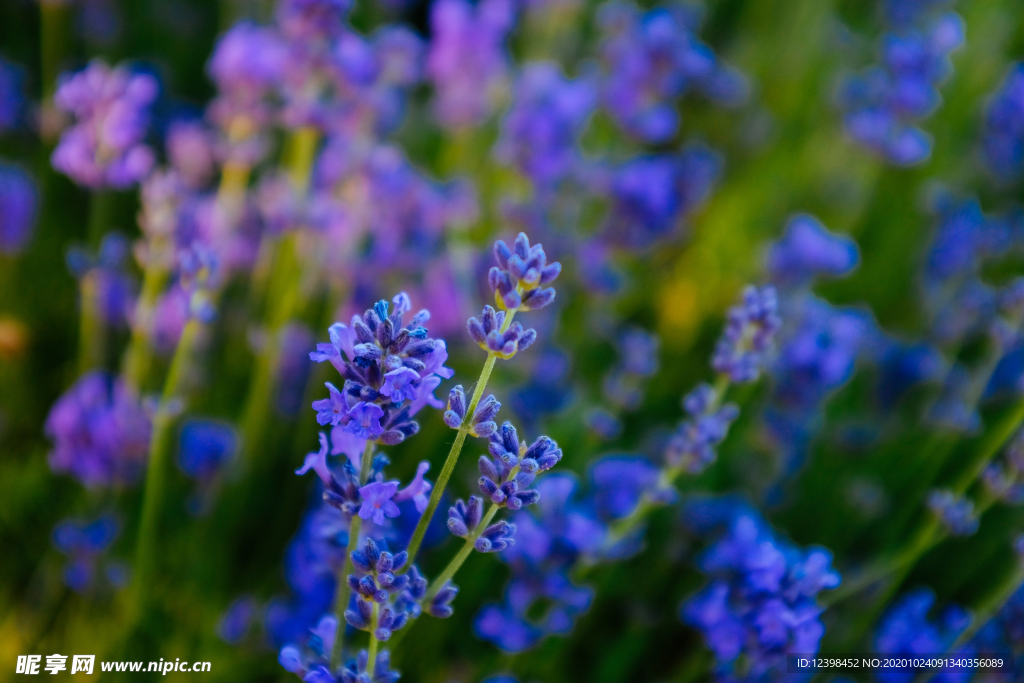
[310,293,452,445]
[982,63,1024,181]
[926,489,979,536]
[51,61,158,188]
[280,617,401,683]
[605,146,723,247]
[766,214,860,286]
[443,386,500,436]
[0,163,38,254]
[358,481,401,525]
[343,538,425,643]
[166,120,217,188]
[477,421,562,511]
[590,455,669,519]
[682,502,840,681]
[486,232,561,312]
[495,63,596,185]
[276,0,351,42]
[66,232,137,326]
[177,419,237,480]
[874,588,972,683]
[217,596,261,644]
[45,372,151,488]
[711,285,781,383]
[426,0,516,128]
[664,383,740,474]
[52,514,123,592]
[836,12,964,165]
[394,461,432,513]
[598,2,747,142]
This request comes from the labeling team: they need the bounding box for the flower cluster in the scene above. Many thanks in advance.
[836,9,964,165]
[52,514,127,592]
[45,371,151,488]
[310,293,452,445]
[280,616,400,683]
[664,383,740,474]
[682,500,841,681]
[426,0,516,129]
[0,162,38,254]
[926,489,979,536]
[443,388,500,437]
[711,285,781,383]
[344,538,418,641]
[597,2,747,143]
[477,422,562,513]
[873,588,972,683]
[51,60,158,188]
[766,214,860,288]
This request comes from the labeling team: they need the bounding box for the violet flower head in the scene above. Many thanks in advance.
[712,285,782,383]
[836,12,964,165]
[66,232,137,327]
[393,461,433,513]
[276,0,351,42]
[590,455,670,520]
[0,57,25,133]
[52,514,122,592]
[682,503,840,680]
[310,292,452,445]
[874,588,971,683]
[598,2,748,143]
[45,371,151,488]
[766,214,860,286]
[426,0,516,129]
[358,481,401,525]
[982,62,1024,181]
[606,146,723,247]
[344,538,424,643]
[177,419,237,480]
[477,421,562,511]
[926,489,979,536]
[51,60,158,188]
[0,163,38,254]
[496,63,597,185]
[166,120,217,188]
[443,385,501,437]
[487,232,561,312]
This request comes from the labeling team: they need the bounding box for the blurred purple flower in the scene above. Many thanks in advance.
[0,163,38,254]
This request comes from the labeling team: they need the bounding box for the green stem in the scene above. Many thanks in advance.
[401,310,517,569]
[130,319,201,625]
[367,602,380,677]
[122,265,170,390]
[425,504,501,602]
[78,272,105,374]
[330,440,375,669]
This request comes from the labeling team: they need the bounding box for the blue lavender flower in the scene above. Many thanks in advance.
[766,214,860,287]
[0,163,38,254]
[508,349,574,429]
[0,57,25,133]
[276,0,351,42]
[495,63,597,185]
[475,475,601,652]
[923,195,1011,286]
[982,63,1024,181]
[874,588,972,683]
[836,12,964,165]
[217,596,261,644]
[443,385,501,436]
[343,538,418,641]
[52,514,123,592]
[681,501,840,681]
[66,233,138,326]
[926,489,979,536]
[664,382,740,474]
[177,419,237,480]
[45,372,151,488]
[477,421,562,511]
[605,146,722,247]
[712,285,781,383]
[589,455,671,519]
[281,618,402,682]
[598,2,747,142]
[310,293,452,445]
[486,232,562,313]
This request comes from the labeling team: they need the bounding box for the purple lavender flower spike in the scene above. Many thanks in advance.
[766,214,860,286]
[426,0,516,129]
[358,481,401,525]
[276,0,351,42]
[51,61,158,189]
[665,383,740,474]
[394,461,432,513]
[0,163,38,254]
[310,294,451,446]
[428,582,459,618]
[711,285,781,383]
[45,372,151,488]
[496,63,597,185]
[178,419,237,480]
[478,422,559,510]
[926,489,979,536]
[598,2,748,143]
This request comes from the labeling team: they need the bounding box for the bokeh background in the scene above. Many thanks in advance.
[2,0,1024,681]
